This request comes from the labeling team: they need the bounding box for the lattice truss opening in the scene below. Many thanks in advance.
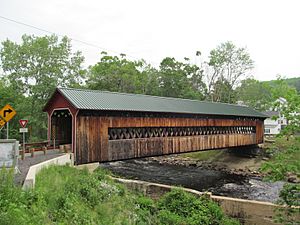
[108,126,256,140]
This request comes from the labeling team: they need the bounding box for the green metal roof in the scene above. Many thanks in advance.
[55,88,267,118]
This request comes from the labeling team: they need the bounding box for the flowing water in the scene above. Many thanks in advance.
[100,158,284,203]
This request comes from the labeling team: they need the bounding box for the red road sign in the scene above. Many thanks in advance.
[19,119,28,128]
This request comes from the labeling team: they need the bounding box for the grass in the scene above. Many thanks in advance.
[0,165,240,225]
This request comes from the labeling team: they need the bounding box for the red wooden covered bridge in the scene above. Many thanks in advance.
[43,88,267,165]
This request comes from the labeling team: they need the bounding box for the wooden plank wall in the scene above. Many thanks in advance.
[108,134,256,161]
[255,119,264,144]
[76,116,264,164]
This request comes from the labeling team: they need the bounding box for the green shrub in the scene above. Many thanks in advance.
[0,165,240,225]
[157,189,240,225]
[261,137,300,224]
[157,209,186,225]
[274,183,300,225]
[0,167,46,225]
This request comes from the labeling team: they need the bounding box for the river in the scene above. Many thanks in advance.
[100,158,284,203]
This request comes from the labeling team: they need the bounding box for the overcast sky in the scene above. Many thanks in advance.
[0,0,299,81]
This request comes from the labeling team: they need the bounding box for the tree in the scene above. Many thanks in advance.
[158,57,206,100]
[235,79,273,111]
[138,62,160,96]
[0,76,29,139]
[87,53,160,95]
[0,34,85,140]
[206,41,254,103]
[211,78,233,103]
[1,35,85,98]
[260,77,300,223]
[87,54,206,100]
[271,77,300,139]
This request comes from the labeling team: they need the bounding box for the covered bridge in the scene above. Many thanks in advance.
[43,88,267,165]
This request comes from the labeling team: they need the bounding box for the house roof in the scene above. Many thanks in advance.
[263,111,280,118]
[44,88,268,118]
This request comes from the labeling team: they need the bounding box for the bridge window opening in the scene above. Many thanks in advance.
[51,109,72,146]
[108,126,256,140]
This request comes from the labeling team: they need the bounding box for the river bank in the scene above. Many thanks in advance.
[148,149,266,177]
[100,156,285,203]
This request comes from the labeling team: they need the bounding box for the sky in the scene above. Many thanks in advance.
[0,0,299,81]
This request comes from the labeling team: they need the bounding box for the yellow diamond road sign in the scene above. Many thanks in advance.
[0,118,6,128]
[0,104,17,125]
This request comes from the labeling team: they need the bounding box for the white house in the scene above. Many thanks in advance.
[263,111,288,135]
[237,97,290,135]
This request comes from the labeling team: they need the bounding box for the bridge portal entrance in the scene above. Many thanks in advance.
[51,109,72,147]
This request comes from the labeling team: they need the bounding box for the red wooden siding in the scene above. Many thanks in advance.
[44,91,78,153]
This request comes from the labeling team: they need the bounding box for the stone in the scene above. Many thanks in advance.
[287,174,300,183]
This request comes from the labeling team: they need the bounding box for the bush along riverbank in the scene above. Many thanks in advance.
[260,137,300,224]
[0,165,240,225]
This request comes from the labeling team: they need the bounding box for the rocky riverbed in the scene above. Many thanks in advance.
[100,156,285,203]
[149,154,263,177]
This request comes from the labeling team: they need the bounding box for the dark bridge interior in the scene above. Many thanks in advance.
[51,109,72,145]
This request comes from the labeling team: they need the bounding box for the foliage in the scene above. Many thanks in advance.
[260,144,300,181]
[235,78,273,111]
[264,77,300,94]
[274,183,300,225]
[87,54,206,100]
[1,34,85,96]
[0,167,43,225]
[210,78,234,103]
[87,52,159,95]
[158,57,206,100]
[261,137,300,225]
[0,34,85,140]
[270,77,300,139]
[0,165,239,225]
[0,78,28,139]
[156,189,240,225]
[206,41,254,103]
[0,165,138,224]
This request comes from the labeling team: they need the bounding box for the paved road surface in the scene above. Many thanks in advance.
[14,150,63,186]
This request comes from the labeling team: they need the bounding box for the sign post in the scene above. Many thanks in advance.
[19,120,28,160]
[22,130,25,160]
[6,122,9,139]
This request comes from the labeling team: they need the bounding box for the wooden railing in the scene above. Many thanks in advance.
[19,141,71,159]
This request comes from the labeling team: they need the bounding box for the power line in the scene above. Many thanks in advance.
[0,15,157,64]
